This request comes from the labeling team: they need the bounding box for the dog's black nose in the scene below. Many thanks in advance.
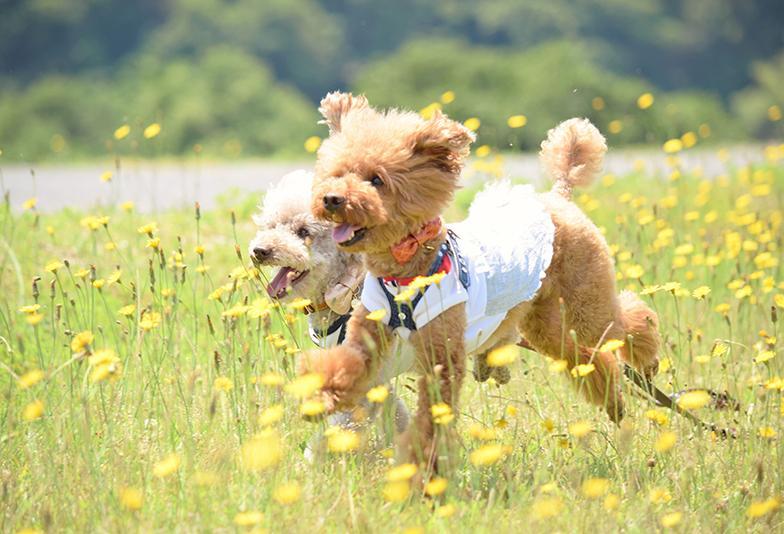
[253,247,272,261]
[323,193,345,212]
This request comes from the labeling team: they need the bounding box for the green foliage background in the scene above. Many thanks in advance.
[1,0,783,160]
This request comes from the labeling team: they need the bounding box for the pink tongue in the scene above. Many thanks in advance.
[266,267,293,298]
[332,223,362,243]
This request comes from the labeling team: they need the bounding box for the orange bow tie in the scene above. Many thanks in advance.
[390,218,443,264]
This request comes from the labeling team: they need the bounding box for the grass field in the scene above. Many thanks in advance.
[1,147,783,533]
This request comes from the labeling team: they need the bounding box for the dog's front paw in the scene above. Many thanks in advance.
[298,345,368,417]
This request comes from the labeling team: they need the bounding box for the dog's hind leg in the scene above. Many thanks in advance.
[516,296,625,423]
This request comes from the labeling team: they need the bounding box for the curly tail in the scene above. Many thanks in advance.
[539,118,607,199]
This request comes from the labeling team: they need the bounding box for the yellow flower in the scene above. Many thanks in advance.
[222,305,249,318]
[241,429,282,470]
[23,197,38,210]
[304,136,321,153]
[599,339,625,353]
[768,105,782,122]
[410,272,446,289]
[18,304,41,314]
[71,330,94,353]
[299,400,325,417]
[153,453,181,478]
[194,244,205,255]
[660,511,682,528]
[464,117,481,131]
[604,494,620,511]
[469,443,509,466]
[774,294,784,308]
[662,139,683,153]
[258,405,284,427]
[608,120,622,134]
[213,376,233,392]
[26,313,43,326]
[118,304,136,317]
[430,403,454,425]
[714,303,731,315]
[121,200,135,212]
[637,92,654,109]
[366,309,387,322]
[22,400,44,421]
[44,260,63,273]
[654,431,677,452]
[139,311,161,330]
[366,385,389,403]
[531,497,563,520]
[258,372,285,387]
[394,288,417,302]
[549,359,568,373]
[747,497,780,518]
[692,286,711,299]
[486,345,517,367]
[273,481,301,505]
[382,481,410,502]
[676,390,710,410]
[507,115,527,128]
[146,237,160,249]
[435,503,456,518]
[568,420,593,438]
[571,363,595,377]
[386,463,417,482]
[18,369,45,389]
[92,279,105,289]
[119,487,143,511]
[468,423,496,441]
[624,265,645,279]
[143,123,161,139]
[592,96,605,111]
[327,429,360,453]
[649,488,672,504]
[89,349,122,383]
[107,270,122,285]
[137,222,158,235]
[440,90,455,104]
[755,350,775,364]
[581,478,610,499]
[288,298,312,311]
[645,409,669,426]
[425,477,448,496]
[233,511,264,526]
[284,373,324,398]
[114,124,131,140]
[681,131,697,148]
[100,170,113,182]
[758,426,777,439]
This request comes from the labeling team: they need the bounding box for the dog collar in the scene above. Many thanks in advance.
[389,217,443,264]
[383,254,452,286]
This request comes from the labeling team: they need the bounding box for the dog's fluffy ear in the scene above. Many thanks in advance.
[318,92,369,134]
[414,110,476,169]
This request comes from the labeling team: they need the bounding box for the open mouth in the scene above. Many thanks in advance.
[266,266,309,299]
[332,223,367,247]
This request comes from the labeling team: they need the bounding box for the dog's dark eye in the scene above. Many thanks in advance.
[297,227,310,239]
[370,175,384,187]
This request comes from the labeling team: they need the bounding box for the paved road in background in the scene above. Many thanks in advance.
[1,146,770,213]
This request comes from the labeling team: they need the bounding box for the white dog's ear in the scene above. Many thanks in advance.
[318,92,369,134]
[414,110,476,165]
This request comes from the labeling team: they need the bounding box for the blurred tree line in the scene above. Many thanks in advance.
[0,0,782,160]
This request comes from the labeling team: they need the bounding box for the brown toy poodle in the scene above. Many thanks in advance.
[299,92,660,471]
